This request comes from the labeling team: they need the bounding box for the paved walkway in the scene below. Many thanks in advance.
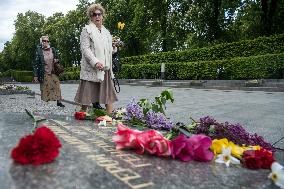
[17,83,284,149]
[1,84,283,189]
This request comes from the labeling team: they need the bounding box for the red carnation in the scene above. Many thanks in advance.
[74,112,86,120]
[242,156,262,169]
[256,148,275,169]
[242,149,275,169]
[11,126,62,165]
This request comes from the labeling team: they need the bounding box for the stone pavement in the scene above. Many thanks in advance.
[118,79,284,92]
[1,84,284,189]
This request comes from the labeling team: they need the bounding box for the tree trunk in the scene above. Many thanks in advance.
[261,0,278,35]
[161,0,168,52]
[208,0,221,42]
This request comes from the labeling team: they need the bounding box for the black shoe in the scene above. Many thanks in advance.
[57,102,65,107]
[92,102,103,109]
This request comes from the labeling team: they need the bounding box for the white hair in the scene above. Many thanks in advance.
[40,35,49,43]
[40,35,50,48]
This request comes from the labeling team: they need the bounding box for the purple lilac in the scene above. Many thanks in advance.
[193,116,218,135]
[145,111,174,130]
[193,116,274,151]
[125,99,144,120]
[214,122,251,145]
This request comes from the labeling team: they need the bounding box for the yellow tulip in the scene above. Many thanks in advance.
[211,138,229,155]
[228,141,244,159]
[117,22,125,30]
[243,145,261,151]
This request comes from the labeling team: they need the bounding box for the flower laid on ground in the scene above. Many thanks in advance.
[269,162,284,189]
[187,116,274,151]
[96,115,112,122]
[145,111,174,130]
[211,138,229,155]
[171,134,214,162]
[136,129,171,156]
[25,109,46,131]
[74,109,108,121]
[74,112,89,120]
[113,124,214,161]
[112,123,143,151]
[98,120,107,126]
[112,107,127,120]
[125,99,144,120]
[113,124,171,156]
[215,147,240,167]
[123,90,174,130]
[11,126,62,165]
[242,148,275,169]
[0,84,29,91]
[210,138,261,159]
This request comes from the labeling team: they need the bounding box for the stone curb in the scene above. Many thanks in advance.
[4,78,284,92]
[0,89,35,96]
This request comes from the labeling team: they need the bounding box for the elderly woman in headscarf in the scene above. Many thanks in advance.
[33,35,65,107]
[74,3,118,114]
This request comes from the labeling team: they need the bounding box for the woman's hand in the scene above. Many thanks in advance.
[54,59,59,63]
[33,77,38,83]
[95,62,104,71]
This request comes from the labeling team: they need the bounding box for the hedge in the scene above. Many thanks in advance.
[59,71,80,81]
[0,69,13,78]
[64,66,81,72]
[10,70,33,82]
[117,53,284,80]
[121,33,284,65]
[4,53,283,81]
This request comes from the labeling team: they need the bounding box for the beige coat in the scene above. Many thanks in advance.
[79,23,114,82]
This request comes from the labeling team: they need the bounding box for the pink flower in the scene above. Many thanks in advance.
[112,123,142,151]
[136,130,171,156]
[171,134,214,162]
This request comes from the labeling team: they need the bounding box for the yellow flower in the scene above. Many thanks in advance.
[211,138,229,155]
[228,141,244,159]
[243,145,261,151]
[117,22,125,30]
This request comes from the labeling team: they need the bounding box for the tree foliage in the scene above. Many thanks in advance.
[1,0,284,72]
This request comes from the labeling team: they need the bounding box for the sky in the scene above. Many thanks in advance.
[0,0,80,52]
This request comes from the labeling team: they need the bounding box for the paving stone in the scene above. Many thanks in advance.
[1,85,284,189]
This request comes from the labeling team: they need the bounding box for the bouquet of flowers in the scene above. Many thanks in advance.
[118,89,175,130]
[110,89,284,188]
[112,21,125,49]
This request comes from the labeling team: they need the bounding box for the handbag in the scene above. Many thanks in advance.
[113,77,120,93]
[53,62,64,76]
[112,52,121,73]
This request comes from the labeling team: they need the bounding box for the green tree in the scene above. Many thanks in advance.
[0,41,15,72]
[12,11,45,70]
[187,0,241,46]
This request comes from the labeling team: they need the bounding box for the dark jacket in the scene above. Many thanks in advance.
[33,45,58,82]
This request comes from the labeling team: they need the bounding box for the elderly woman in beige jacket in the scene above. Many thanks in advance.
[74,3,118,114]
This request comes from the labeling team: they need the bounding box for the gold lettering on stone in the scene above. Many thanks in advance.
[53,124,155,189]
[106,165,128,173]
[113,169,141,181]
[77,145,92,153]
[97,159,119,167]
